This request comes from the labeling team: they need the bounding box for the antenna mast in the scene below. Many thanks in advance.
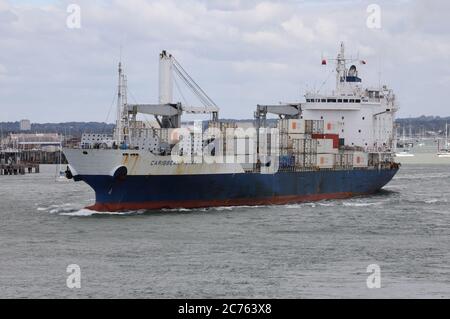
[115,62,129,145]
[336,42,346,90]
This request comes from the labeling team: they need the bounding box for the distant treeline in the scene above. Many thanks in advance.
[395,116,450,133]
[0,116,449,137]
[0,122,115,137]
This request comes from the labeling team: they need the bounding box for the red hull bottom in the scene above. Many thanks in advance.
[86,192,363,212]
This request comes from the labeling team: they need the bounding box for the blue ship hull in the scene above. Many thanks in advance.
[79,167,399,211]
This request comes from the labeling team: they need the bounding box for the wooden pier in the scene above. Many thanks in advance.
[0,163,40,175]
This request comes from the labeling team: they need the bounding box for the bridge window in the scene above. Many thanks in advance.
[343,99,348,103]
[321,99,326,103]
[338,99,342,102]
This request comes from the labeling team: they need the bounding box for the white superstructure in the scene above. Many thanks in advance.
[302,42,398,152]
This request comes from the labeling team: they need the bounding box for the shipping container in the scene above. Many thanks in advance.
[312,133,340,149]
[316,139,337,154]
[334,153,354,168]
[304,153,317,168]
[280,155,295,168]
[291,139,318,154]
[368,153,380,166]
[277,119,305,134]
[295,153,304,166]
[316,153,335,168]
[233,136,257,155]
[234,154,257,164]
[258,133,273,156]
[293,153,317,167]
[305,119,324,134]
[304,139,318,154]
[281,133,310,149]
[353,151,369,167]
[324,121,344,135]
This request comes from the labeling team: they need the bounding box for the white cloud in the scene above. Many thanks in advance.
[0,64,6,81]
[281,16,315,42]
[231,60,288,74]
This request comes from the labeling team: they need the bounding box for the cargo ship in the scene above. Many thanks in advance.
[63,43,400,211]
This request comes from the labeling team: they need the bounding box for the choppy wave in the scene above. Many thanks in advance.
[394,172,450,180]
[342,202,383,207]
[285,203,316,209]
[37,203,145,216]
[37,203,79,214]
[317,202,337,207]
[59,209,144,216]
[161,205,269,213]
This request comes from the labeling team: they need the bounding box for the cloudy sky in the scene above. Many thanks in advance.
[0,0,449,122]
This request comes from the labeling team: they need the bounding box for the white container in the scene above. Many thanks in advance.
[304,120,324,134]
[316,139,337,154]
[353,151,368,167]
[292,139,304,153]
[316,153,335,168]
[278,119,305,134]
[334,153,354,167]
[295,153,305,165]
[232,137,257,155]
[288,133,308,140]
[323,121,344,135]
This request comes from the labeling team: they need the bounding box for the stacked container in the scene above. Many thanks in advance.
[316,154,335,168]
[278,119,308,150]
[323,121,344,135]
[334,152,354,168]
[304,120,324,135]
[353,151,369,168]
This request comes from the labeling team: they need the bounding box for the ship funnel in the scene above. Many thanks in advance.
[159,50,173,104]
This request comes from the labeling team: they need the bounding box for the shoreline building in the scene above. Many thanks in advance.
[1,133,64,164]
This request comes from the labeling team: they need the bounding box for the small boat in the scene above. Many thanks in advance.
[395,149,414,157]
[437,123,450,158]
[437,149,450,158]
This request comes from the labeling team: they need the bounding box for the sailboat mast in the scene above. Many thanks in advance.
[446,122,448,148]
